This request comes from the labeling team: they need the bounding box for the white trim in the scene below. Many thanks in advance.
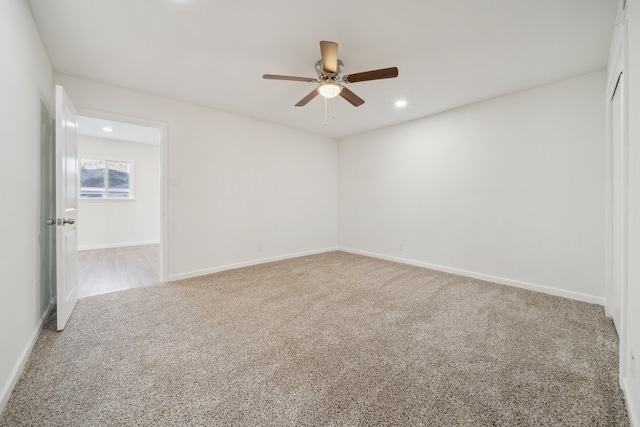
[75,108,169,284]
[622,377,638,427]
[79,198,137,203]
[605,17,630,382]
[0,302,53,414]
[160,121,168,285]
[167,247,339,282]
[339,248,605,305]
[78,240,160,251]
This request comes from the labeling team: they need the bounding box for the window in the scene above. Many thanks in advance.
[80,158,133,199]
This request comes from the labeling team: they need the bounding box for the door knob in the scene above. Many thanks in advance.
[63,218,75,225]
[46,219,55,226]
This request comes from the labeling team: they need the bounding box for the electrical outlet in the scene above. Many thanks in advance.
[258,244,263,252]
[399,243,404,251]
[631,349,636,378]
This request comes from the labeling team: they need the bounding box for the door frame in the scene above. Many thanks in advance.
[76,108,169,284]
[604,17,628,385]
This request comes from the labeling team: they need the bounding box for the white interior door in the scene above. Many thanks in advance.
[55,85,79,331]
[611,73,625,334]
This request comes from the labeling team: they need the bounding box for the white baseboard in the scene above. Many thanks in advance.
[167,247,339,282]
[339,248,605,306]
[622,377,639,427]
[0,301,53,414]
[78,240,160,251]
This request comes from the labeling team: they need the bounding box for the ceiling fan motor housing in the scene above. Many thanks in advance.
[316,59,344,82]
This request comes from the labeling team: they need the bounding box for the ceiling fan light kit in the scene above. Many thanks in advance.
[263,41,398,116]
[318,82,342,99]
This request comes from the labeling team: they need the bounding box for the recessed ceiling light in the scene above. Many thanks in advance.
[102,127,113,132]
[395,100,407,108]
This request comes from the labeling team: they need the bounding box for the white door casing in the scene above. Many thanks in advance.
[604,15,628,384]
[55,85,79,331]
[611,73,625,334]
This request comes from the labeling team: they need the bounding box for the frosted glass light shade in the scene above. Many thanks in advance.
[318,82,342,99]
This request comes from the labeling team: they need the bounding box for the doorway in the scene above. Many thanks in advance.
[75,114,166,298]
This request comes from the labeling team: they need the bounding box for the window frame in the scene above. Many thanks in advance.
[79,156,136,201]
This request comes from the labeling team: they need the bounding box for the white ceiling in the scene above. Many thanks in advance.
[77,116,161,145]
[28,0,616,139]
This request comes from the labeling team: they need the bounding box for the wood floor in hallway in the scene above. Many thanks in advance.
[78,244,161,298]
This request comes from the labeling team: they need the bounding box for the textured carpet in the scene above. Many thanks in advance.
[0,251,629,426]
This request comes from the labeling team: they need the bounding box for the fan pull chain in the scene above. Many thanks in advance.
[323,98,338,126]
[324,98,328,126]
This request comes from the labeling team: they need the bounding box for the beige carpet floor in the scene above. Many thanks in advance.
[0,251,629,426]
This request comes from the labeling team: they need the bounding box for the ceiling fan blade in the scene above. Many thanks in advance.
[320,41,338,74]
[295,88,319,107]
[339,87,365,107]
[263,74,317,83]
[344,67,399,83]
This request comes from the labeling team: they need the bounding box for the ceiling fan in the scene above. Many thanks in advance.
[263,41,398,107]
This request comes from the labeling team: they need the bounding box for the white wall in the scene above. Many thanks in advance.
[339,72,606,303]
[0,0,54,412]
[623,0,640,424]
[55,74,339,280]
[78,136,160,250]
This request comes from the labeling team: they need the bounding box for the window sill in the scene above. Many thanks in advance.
[79,198,136,203]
